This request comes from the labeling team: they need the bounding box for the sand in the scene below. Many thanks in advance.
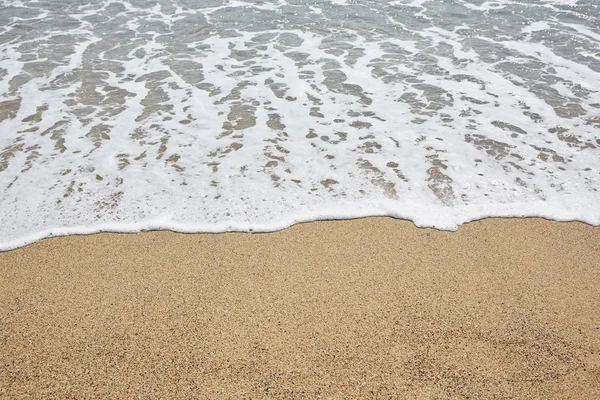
[1,217,599,399]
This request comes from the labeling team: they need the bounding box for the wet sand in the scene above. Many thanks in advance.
[1,217,599,398]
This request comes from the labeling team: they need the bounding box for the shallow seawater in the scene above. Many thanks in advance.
[0,0,599,250]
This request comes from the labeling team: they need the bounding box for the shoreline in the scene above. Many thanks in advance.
[2,212,600,253]
[1,217,599,398]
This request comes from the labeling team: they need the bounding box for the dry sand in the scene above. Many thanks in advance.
[1,217,599,399]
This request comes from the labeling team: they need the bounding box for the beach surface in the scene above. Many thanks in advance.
[1,217,599,399]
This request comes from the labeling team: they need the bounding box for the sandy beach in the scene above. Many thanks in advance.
[1,217,599,398]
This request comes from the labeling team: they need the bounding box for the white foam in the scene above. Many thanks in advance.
[0,0,599,251]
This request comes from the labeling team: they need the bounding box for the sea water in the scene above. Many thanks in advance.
[0,0,598,250]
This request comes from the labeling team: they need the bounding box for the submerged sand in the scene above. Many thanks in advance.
[1,217,599,398]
